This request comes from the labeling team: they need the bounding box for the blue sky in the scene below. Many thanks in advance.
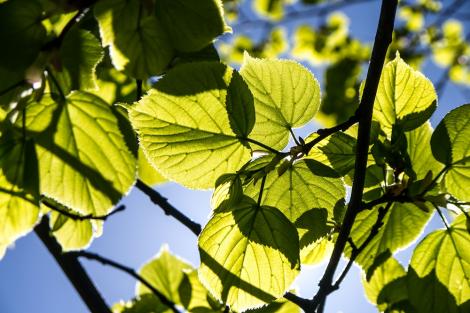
[1,0,469,312]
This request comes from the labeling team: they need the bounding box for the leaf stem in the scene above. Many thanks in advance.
[135,179,202,236]
[34,216,112,313]
[42,197,126,221]
[434,203,451,230]
[73,251,181,313]
[242,137,287,156]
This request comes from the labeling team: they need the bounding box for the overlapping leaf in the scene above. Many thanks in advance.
[54,28,104,93]
[127,62,254,189]
[243,159,345,223]
[198,196,300,311]
[94,0,174,79]
[240,54,321,150]
[0,138,40,259]
[95,0,228,79]
[155,0,229,52]
[362,257,408,312]
[347,202,431,272]
[407,215,470,312]
[25,91,136,216]
[431,104,470,201]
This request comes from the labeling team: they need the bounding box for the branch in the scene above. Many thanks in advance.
[34,216,112,313]
[135,179,202,236]
[42,197,126,221]
[73,251,181,313]
[308,0,398,311]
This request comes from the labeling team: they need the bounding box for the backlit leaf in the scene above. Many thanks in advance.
[372,53,436,135]
[128,62,254,189]
[407,215,470,312]
[198,196,300,311]
[240,54,320,150]
[431,104,470,201]
[0,138,40,259]
[26,91,136,216]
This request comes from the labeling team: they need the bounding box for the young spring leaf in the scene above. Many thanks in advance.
[127,62,254,189]
[94,0,174,79]
[240,53,321,150]
[198,196,300,311]
[372,53,436,135]
[0,138,40,259]
[431,103,470,201]
[407,214,470,312]
[25,91,136,216]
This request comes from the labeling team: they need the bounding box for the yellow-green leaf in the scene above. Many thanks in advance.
[372,53,436,135]
[27,91,136,216]
[0,138,40,259]
[431,104,470,201]
[198,196,300,311]
[128,62,254,189]
[240,53,320,150]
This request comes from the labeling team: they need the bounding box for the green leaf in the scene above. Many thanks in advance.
[178,270,225,313]
[407,215,470,312]
[372,53,436,135]
[112,294,171,313]
[240,53,321,150]
[137,245,193,305]
[137,148,166,186]
[0,0,46,72]
[362,257,407,312]
[0,138,40,259]
[127,62,254,189]
[406,122,443,180]
[94,0,174,79]
[198,196,300,311]
[307,132,357,176]
[250,296,301,313]
[347,202,431,271]
[155,0,230,52]
[26,91,136,216]
[49,210,96,252]
[300,237,333,266]
[431,104,470,201]
[244,159,345,223]
[54,28,104,93]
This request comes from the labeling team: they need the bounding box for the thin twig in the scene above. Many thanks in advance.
[303,114,358,154]
[42,197,126,221]
[34,216,112,313]
[135,179,202,236]
[242,137,287,156]
[73,251,181,313]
